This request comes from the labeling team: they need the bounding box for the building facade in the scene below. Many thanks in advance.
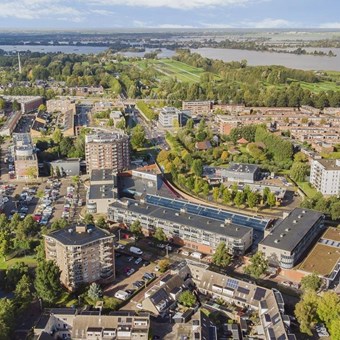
[85,132,130,174]
[310,159,340,195]
[221,163,261,184]
[44,225,115,291]
[13,133,38,180]
[108,198,253,255]
[182,101,212,115]
[259,208,324,269]
[158,107,179,128]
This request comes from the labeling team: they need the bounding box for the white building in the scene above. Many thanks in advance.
[158,107,179,128]
[310,159,340,195]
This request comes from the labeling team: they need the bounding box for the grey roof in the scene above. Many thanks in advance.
[260,208,324,252]
[110,199,252,239]
[91,169,115,182]
[315,158,340,171]
[46,226,112,246]
[226,163,259,174]
[89,184,115,200]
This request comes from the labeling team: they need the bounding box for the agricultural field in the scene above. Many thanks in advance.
[135,59,209,83]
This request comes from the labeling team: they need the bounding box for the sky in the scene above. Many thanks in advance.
[0,0,339,29]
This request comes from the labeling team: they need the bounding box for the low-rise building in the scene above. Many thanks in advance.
[108,197,253,255]
[44,225,115,291]
[13,133,38,180]
[47,99,76,114]
[259,208,324,269]
[50,158,81,177]
[188,262,295,340]
[310,158,340,195]
[0,110,22,136]
[3,95,43,113]
[34,309,150,340]
[221,163,261,184]
[182,101,212,115]
[87,169,118,214]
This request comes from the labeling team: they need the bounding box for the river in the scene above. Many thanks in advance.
[1,44,340,71]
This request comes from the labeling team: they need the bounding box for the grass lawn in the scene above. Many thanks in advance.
[300,80,340,93]
[297,181,318,198]
[0,255,37,270]
[320,151,340,159]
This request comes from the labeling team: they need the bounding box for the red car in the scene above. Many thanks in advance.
[33,214,42,222]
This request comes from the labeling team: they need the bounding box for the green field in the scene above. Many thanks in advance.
[300,81,340,93]
[136,59,209,83]
[0,255,37,270]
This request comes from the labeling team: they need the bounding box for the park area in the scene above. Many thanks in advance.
[136,58,209,83]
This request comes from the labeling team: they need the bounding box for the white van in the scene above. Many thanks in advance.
[114,290,130,301]
[190,252,203,259]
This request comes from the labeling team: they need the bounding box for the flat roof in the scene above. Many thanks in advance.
[89,184,115,200]
[323,228,340,242]
[299,243,340,277]
[260,208,324,252]
[226,163,259,174]
[314,159,340,171]
[91,169,115,182]
[110,199,252,239]
[46,226,112,246]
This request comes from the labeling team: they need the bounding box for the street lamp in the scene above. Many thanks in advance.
[118,229,121,242]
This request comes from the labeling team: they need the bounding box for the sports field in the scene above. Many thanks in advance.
[136,59,209,83]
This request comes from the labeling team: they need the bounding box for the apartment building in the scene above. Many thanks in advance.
[182,101,212,115]
[108,198,253,255]
[259,208,324,269]
[34,309,150,340]
[13,133,38,180]
[44,225,115,291]
[158,107,179,127]
[85,131,130,174]
[0,110,22,136]
[3,95,43,113]
[46,99,76,114]
[310,158,340,195]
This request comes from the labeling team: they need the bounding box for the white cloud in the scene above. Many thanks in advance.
[319,22,340,29]
[90,9,115,16]
[89,0,262,10]
[200,23,233,28]
[156,24,196,28]
[0,0,84,21]
[241,18,296,28]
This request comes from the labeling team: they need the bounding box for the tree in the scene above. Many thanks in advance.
[295,291,318,336]
[158,259,170,273]
[300,273,322,292]
[34,260,62,304]
[84,213,94,225]
[154,227,167,242]
[212,187,220,202]
[0,298,15,339]
[330,201,340,220]
[26,166,38,179]
[59,137,73,157]
[52,127,63,144]
[96,216,108,230]
[5,262,29,291]
[234,191,245,207]
[88,283,103,301]
[130,220,143,237]
[38,104,47,112]
[212,242,231,267]
[130,125,146,149]
[0,230,12,260]
[266,192,276,208]
[191,159,203,177]
[330,319,340,340]
[220,150,229,162]
[14,274,33,310]
[247,192,259,209]
[12,100,20,111]
[317,291,340,330]
[244,251,268,279]
[178,290,196,307]
[294,151,308,163]
[290,162,309,182]
[222,189,232,204]
[116,118,126,130]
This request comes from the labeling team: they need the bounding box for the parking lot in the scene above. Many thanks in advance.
[14,114,35,133]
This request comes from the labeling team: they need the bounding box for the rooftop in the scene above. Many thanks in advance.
[88,184,115,200]
[45,225,112,246]
[110,198,252,239]
[226,163,259,174]
[299,227,340,277]
[314,158,340,171]
[260,208,324,252]
[85,131,128,144]
[91,169,115,182]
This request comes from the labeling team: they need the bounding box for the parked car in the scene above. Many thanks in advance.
[143,261,150,267]
[135,257,142,265]
[126,268,135,276]
[128,256,134,262]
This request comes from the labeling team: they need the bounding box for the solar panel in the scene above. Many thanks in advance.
[226,278,239,290]
[253,287,266,301]
[237,286,250,295]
